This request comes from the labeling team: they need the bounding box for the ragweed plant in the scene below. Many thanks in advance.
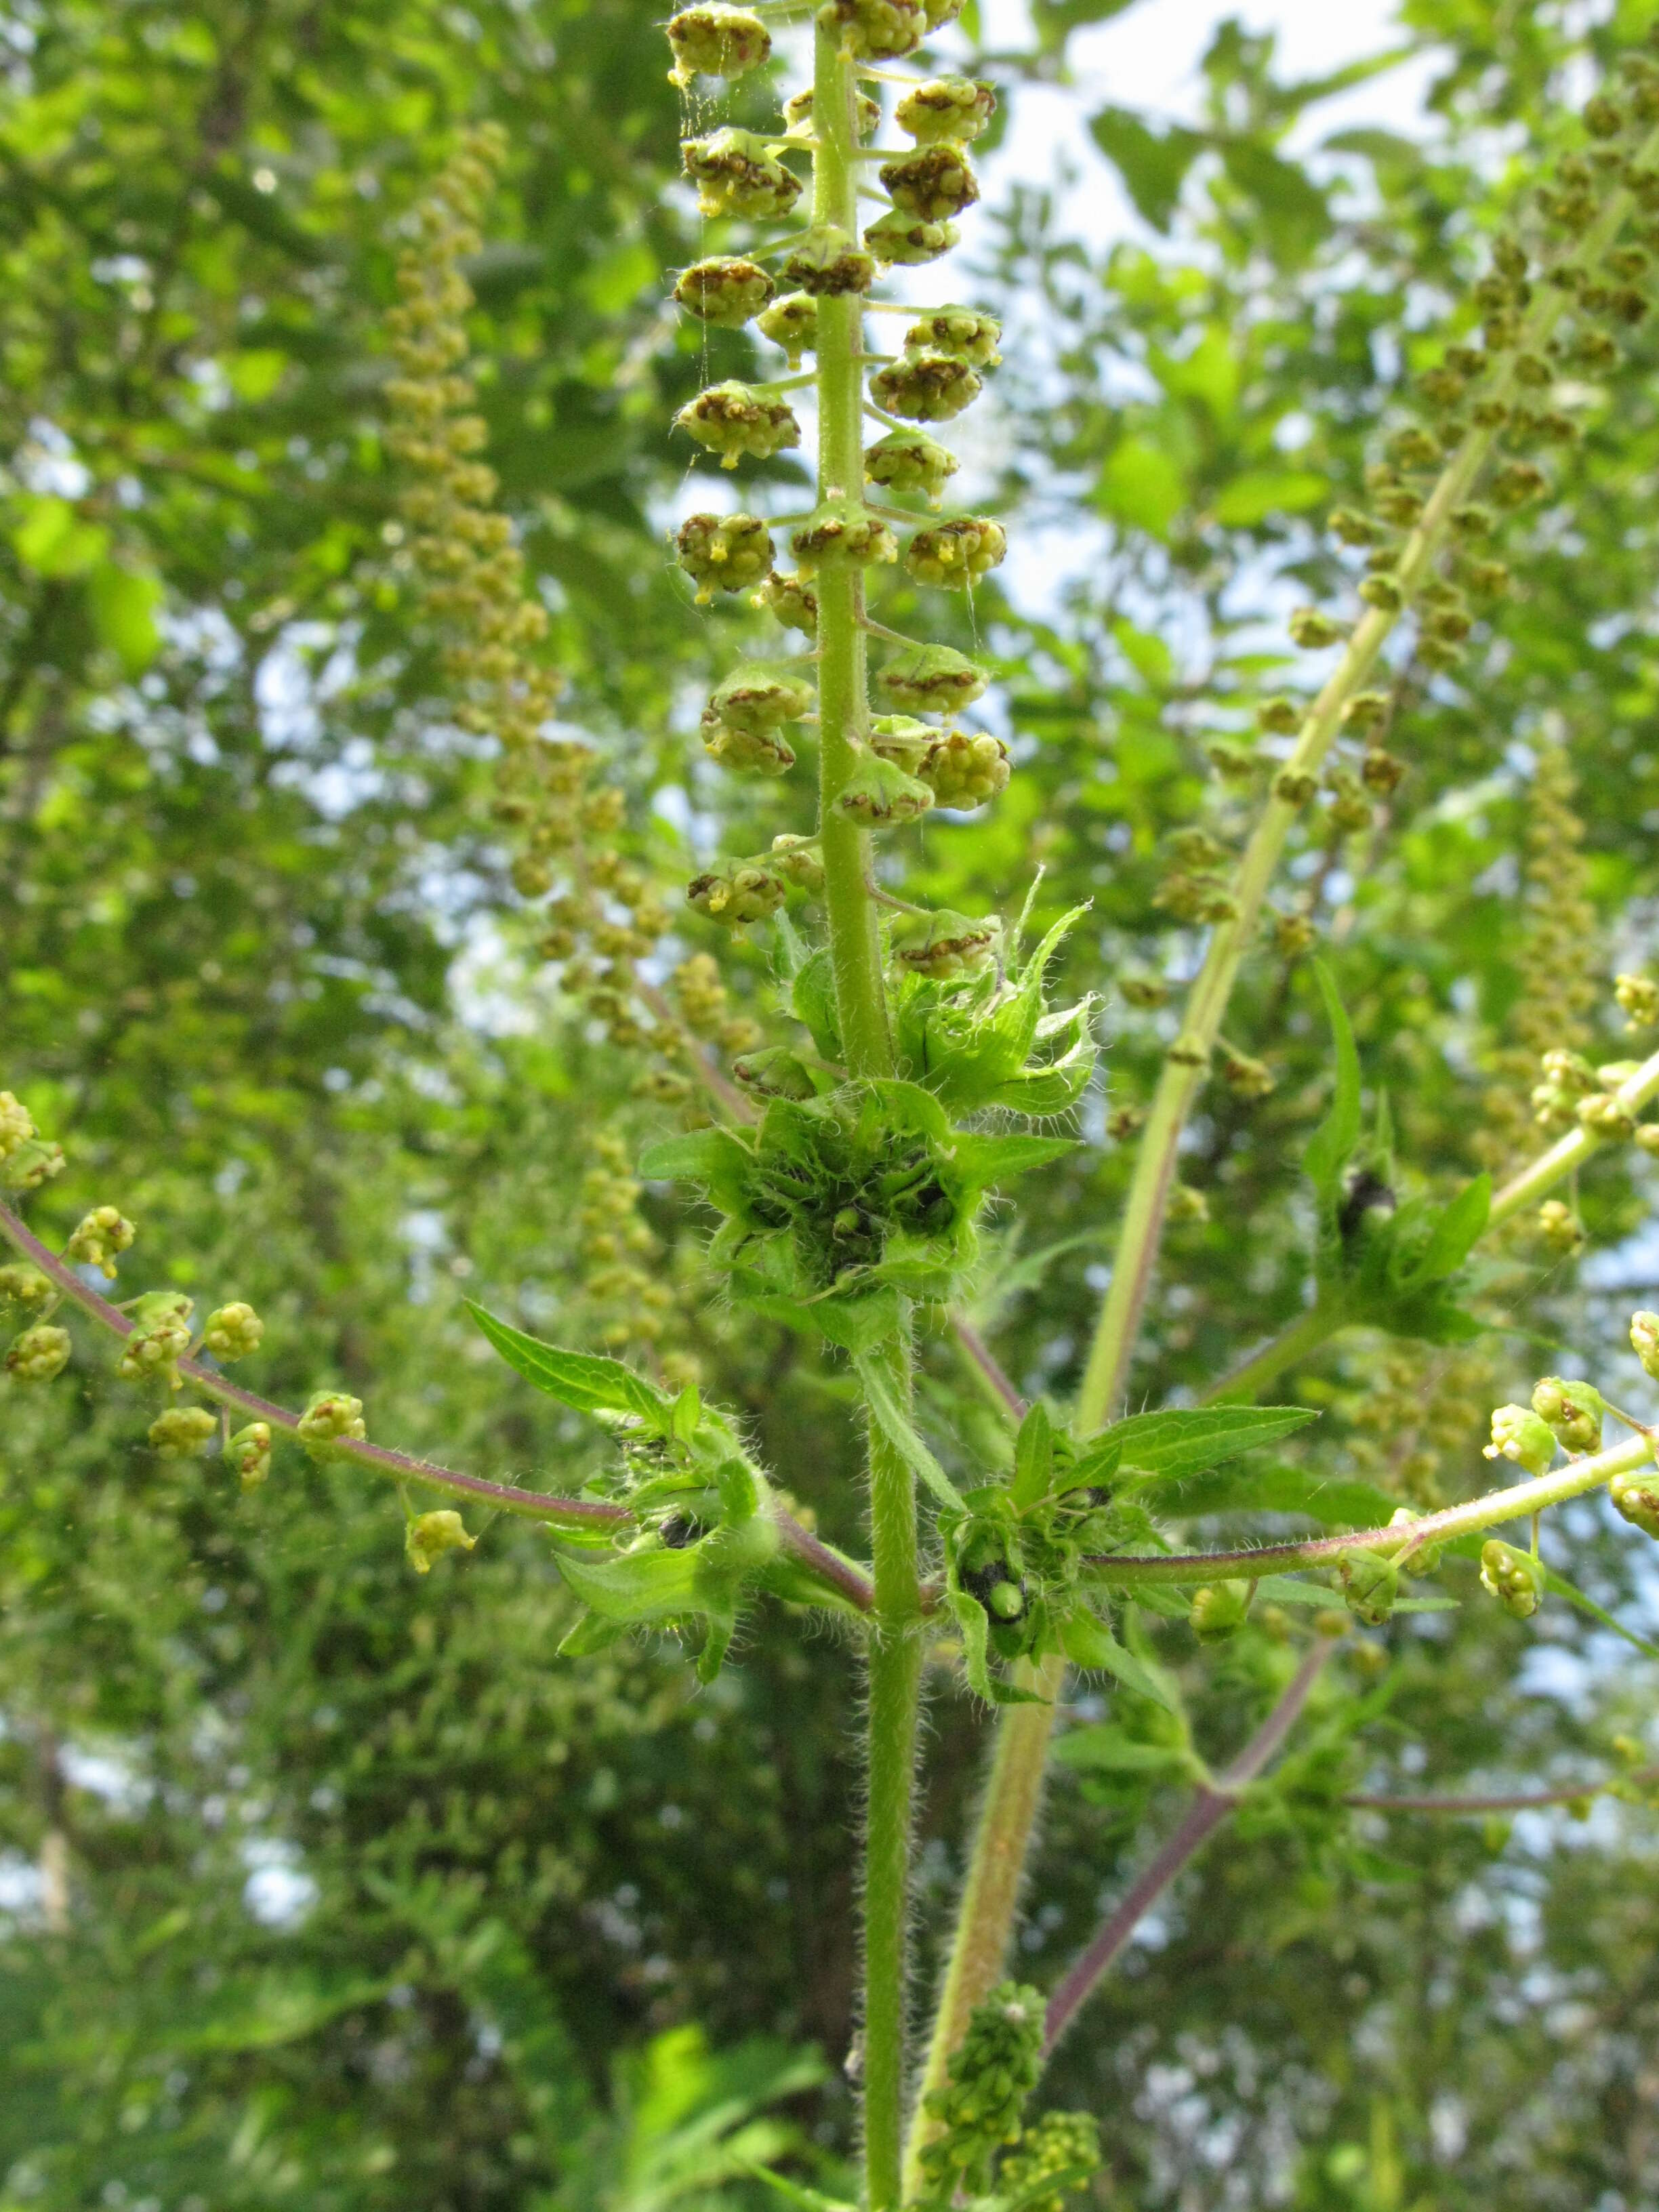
[14,20,1659,2212]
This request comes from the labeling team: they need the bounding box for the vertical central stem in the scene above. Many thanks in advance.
[810,34,920,2210]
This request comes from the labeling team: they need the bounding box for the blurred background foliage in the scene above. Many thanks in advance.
[3,0,1659,2207]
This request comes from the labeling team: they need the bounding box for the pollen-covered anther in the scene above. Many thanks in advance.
[148,1406,218,1460]
[665,5,771,86]
[117,1292,195,1389]
[756,571,819,634]
[229,1421,273,1488]
[677,512,775,601]
[674,382,801,469]
[897,75,998,145]
[864,429,959,507]
[879,146,980,222]
[674,257,776,329]
[878,642,987,714]
[297,1388,367,1457]
[769,834,824,891]
[65,1206,136,1280]
[905,516,1006,587]
[871,352,982,424]
[757,292,818,365]
[407,1509,477,1573]
[1614,972,1659,1029]
[1479,1538,1543,1618]
[680,129,802,222]
[782,227,874,298]
[0,1092,33,1159]
[890,907,998,979]
[203,1303,264,1361]
[687,863,788,926]
[863,211,959,268]
[709,663,815,733]
[701,712,797,777]
[918,731,1011,809]
[5,1324,70,1382]
[792,502,897,575]
[834,756,935,827]
[815,0,924,60]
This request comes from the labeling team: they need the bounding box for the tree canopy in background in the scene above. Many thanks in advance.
[3,1,1658,2209]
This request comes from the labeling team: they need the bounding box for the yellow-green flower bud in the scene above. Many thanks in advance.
[904,304,1000,368]
[203,1302,264,1361]
[63,1206,136,1279]
[674,382,801,469]
[1491,459,1549,507]
[298,1388,367,1456]
[869,712,932,767]
[1631,1311,1659,1382]
[1483,1404,1557,1476]
[0,1263,52,1307]
[791,502,897,574]
[769,833,824,892]
[1614,972,1658,1029]
[1216,1044,1273,1099]
[701,714,797,776]
[1256,697,1303,734]
[1387,1505,1443,1576]
[878,642,986,713]
[733,1048,819,1099]
[834,755,934,827]
[880,145,981,222]
[864,428,959,506]
[816,0,924,60]
[677,513,775,602]
[0,1091,33,1158]
[896,76,997,145]
[1167,1183,1209,1223]
[665,5,771,87]
[1289,607,1345,649]
[680,129,803,222]
[1189,1579,1251,1642]
[687,863,787,926]
[118,1291,194,1387]
[406,1508,476,1573]
[1576,1092,1636,1139]
[5,1323,70,1382]
[781,225,874,296]
[905,516,1006,587]
[870,351,982,422]
[1537,1199,1584,1251]
[863,210,959,266]
[918,730,1011,809]
[922,0,965,24]
[781,87,881,138]
[756,291,817,365]
[148,1405,218,1460]
[756,570,819,632]
[890,907,998,979]
[1118,975,1168,1009]
[228,1420,273,1488]
[1374,485,1423,525]
[1532,1376,1604,1454]
[1480,1539,1543,1618]
[1360,747,1406,794]
[710,662,815,733]
[1,1138,65,1193]
[674,256,776,329]
[1610,1467,1659,1540]
[1338,1549,1399,1627]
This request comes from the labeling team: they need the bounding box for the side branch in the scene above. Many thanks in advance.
[1042,1641,1334,2053]
[0,1199,874,1612]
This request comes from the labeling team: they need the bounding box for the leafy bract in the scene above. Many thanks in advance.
[467,1303,680,1435]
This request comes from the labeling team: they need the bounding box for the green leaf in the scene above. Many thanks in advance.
[945,1590,1044,1704]
[952,1132,1074,1193]
[1052,1722,1189,1775]
[1011,1400,1054,1508]
[638,1126,753,1211]
[1217,138,1330,265]
[466,1303,674,1433]
[1109,1404,1319,1481]
[1088,105,1206,231]
[853,1352,964,1511]
[87,560,163,675]
[790,947,842,1061]
[1411,1174,1491,1286]
[1251,1574,1336,1606]
[13,493,109,578]
[553,1544,703,1623]
[1095,434,1187,539]
[556,1609,629,1657]
[1170,1462,1397,1526]
[1212,469,1328,527]
[1060,1612,1183,1711]
[1303,960,1362,1218]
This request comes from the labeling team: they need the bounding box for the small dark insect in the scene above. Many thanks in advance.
[1338,1167,1395,1242]
[660,1514,703,1550]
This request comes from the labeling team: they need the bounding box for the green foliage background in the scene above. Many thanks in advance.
[3,1,1659,2207]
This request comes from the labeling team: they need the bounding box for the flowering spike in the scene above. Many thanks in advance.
[5,1324,70,1382]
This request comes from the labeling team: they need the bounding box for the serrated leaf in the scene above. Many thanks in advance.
[1410,1174,1491,1286]
[854,1351,964,1511]
[1061,1613,1182,1711]
[1011,1399,1054,1509]
[1252,1574,1335,1606]
[637,1126,753,1209]
[466,1303,674,1433]
[790,947,842,1061]
[945,1590,1044,1705]
[1168,1463,1397,1526]
[556,1610,628,1658]
[1109,1405,1319,1481]
[553,1544,703,1623]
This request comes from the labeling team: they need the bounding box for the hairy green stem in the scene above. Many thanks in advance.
[902,1652,1063,2201]
[1084,1427,1652,1586]
[808,35,922,2207]
[1076,142,1659,1435]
